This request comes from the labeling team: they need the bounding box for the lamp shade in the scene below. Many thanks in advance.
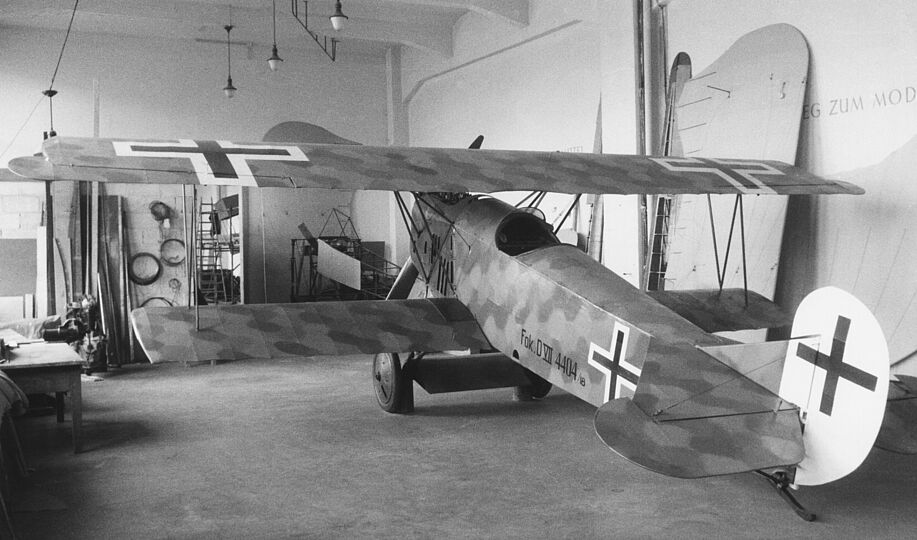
[330,1,348,31]
[268,45,283,71]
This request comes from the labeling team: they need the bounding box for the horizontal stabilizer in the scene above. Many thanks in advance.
[594,399,803,478]
[699,340,796,396]
[7,137,864,196]
[131,298,490,364]
[648,289,792,333]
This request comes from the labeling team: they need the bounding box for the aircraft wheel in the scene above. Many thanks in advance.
[372,353,414,414]
[513,372,552,401]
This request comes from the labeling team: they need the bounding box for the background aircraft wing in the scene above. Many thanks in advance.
[876,375,917,454]
[131,298,491,364]
[647,288,793,333]
[7,136,863,195]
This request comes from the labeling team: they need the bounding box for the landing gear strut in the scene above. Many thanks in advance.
[755,470,815,521]
[372,352,414,413]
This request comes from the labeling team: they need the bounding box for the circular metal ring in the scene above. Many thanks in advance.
[160,238,187,266]
[139,296,174,307]
[128,252,162,285]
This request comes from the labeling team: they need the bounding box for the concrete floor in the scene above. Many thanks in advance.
[8,356,917,539]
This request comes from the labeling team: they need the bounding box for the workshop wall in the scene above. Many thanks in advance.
[0,186,43,240]
[0,25,389,310]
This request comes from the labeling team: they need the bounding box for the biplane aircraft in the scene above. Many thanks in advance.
[7,23,917,522]
[7,132,900,520]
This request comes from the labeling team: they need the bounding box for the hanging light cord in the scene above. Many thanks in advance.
[272,0,277,45]
[226,5,233,75]
[226,25,233,74]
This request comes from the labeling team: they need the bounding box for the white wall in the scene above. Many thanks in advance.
[404,3,598,151]
[663,0,917,372]
[398,0,643,282]
[0,25,389,305]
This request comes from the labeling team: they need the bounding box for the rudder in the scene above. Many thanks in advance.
[777,286,889,486]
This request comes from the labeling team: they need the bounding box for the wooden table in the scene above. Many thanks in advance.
[1,342,83,453]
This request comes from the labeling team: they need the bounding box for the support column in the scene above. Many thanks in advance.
[386,46,410,265]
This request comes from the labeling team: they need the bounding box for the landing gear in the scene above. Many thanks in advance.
[372,353,414,414]
[513,372,552,401]
[755,470,815,521]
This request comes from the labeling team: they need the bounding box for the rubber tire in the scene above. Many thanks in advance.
[372,352,414,413]
[513,372,552,401]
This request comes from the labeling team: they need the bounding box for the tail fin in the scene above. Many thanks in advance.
[777,286,889,486]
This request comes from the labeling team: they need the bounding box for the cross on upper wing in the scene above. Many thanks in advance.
[112,139,310,186]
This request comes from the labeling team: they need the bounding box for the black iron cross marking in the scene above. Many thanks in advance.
[128,140,293,179]
[588,329,640,402]
[795,316,877,416]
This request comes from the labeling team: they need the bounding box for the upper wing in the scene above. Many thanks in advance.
[7,136,863,196]
[131,298,491,364]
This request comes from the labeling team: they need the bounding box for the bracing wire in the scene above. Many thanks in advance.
[49,0,81,92]
[43,0,81,132]
[0,95,44,161]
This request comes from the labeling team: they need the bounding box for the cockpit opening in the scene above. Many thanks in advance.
[495,211,560,256]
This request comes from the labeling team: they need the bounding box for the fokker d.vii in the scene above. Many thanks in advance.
[8,24,916,522]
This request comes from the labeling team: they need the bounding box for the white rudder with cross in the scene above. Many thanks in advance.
[778,286,889,486]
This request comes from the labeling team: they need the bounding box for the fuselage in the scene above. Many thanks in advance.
[410,194,727,408]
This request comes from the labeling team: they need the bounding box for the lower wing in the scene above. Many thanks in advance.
[131,298,490,364]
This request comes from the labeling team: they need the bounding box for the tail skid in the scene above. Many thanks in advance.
[755,470,816,521]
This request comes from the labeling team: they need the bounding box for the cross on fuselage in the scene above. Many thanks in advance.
[589,330,639,402]
[795,316,877,416]
[129,141,292,179]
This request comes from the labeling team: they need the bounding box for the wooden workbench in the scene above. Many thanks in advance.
[2,342,83,453]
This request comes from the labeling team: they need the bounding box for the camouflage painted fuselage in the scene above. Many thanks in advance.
[410,195,731,408]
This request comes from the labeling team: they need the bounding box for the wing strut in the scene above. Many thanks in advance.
[393,192,432,283]
[708,194,750,306]
[553,194,582,234]
[515,191,547,209]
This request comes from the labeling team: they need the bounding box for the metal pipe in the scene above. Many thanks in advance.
[633,0,649,289]
[260,192,268,303]
[192,185,199,331]
[182,184,190,307]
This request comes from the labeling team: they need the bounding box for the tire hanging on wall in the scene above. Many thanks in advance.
[128,252,162,286]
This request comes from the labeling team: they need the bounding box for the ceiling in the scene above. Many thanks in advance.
[0,0,530,59]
